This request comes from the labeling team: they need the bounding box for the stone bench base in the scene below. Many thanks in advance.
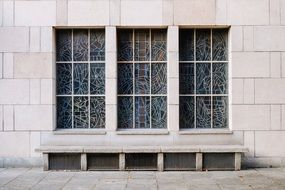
[36,145,248,171]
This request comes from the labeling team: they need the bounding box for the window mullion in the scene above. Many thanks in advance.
[132,29,135,129]
[149,29,152,129]
[71,29,74,129]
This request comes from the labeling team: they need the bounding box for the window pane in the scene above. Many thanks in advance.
[196,29,211,61]
[118,64,133,94]
[73,29,88,61]
[151,30,167,61]
[118,30,133,61]
[179,63,194,94]
[135,96,150,128]
[196,63,211,94]
[90,30,105,61]
[212,29,228,61]
[74,96,89,128]
[151,63,167,94]
[56,63,72,95]
[179,29,194,61]
[56,30,72,61]
[90,63,105,94]
[135,63,150,94]
[152,96,167,128]
[57,97,72,129]
[135,30,150,61]
[118,97,133,128]
[213,63,228,94]
[90,97,105,128]
[213,96,228,128]
[196,96,211,128]
[74,63,89,95]
[179,96,194,129]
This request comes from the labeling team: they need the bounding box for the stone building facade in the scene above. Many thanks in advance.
[0,0,285,169]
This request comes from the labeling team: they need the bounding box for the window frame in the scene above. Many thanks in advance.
[178,27,231,130]
[55,28,106,130]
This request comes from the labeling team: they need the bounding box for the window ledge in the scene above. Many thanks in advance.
[53,129,106,135]
[179,129,232,135]
[116,129,169,135]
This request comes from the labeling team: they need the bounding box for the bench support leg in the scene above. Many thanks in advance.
[196,153,202,171]
[81,153,87,171]
[119,153,125,171]
[43,153,49,171]
[158,153,164,172]
[235,152,241,171]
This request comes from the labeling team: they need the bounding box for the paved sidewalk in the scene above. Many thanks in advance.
[0,168,284,190]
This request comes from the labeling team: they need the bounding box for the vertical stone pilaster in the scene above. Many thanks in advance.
[105,26,117,131]
[235,152,241,171]
[196,153,203,171]
[167,26,179,132]
[119,153,125,171]
[157,153,164,171]
[81,153,87,171]
[43,153,49,171]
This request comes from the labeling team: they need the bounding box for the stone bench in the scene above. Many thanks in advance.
[36,145,248,171]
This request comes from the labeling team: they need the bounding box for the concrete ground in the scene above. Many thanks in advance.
[0,168,284,190]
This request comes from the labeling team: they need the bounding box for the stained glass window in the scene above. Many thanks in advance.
[117,29,167,129]
[56,29,105,129]
[179,29,228,129]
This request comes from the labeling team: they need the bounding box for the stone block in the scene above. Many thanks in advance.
[3,53,13,78]
[30,79,41,105]
[41,27,53,52]
[121,0,163,25]
[0,27,29,52]
[30,132,41,157]
[167,26,178,52]
[228,0,269,25]
[14,105,53,131]
[243,131,255,157]
[106,26,116,52]
[255,79,285,104]
[270,52,281,78]
[168,78,179,105]
[282,0,285,25]
[168,52,178,78]
[106,78,117,105]
[0,106,2,131]
[106,52,117,79]
[232,79,243,104]
[110,0,120,25]
[15,1,56,26]
[106,104,117,131]
[14,53,52,78]
[232,105,270,130]
[282,52,285,77]
[271,105,281,130]
[168,104,179,132]
[41,79,54,105]
[3,1,13,26]
[3,105,13,131]
[30,27,40,52]
[243,79,254,104]
[254,26,285,51]
[0,53,2,78]
[0,79,29,104]
[162,0,173,25]
[56,0,68,25]
[282,105,285,129]
[68,0,109,26]
[270,0,281,25]
[0,2,2,26]
[174,0,215,25]
[243,26,254,51]
[0,132,30,157]
[255,131,285,157]
[232,52,270,78]
[230,26,243,52]
[216,0,227,24]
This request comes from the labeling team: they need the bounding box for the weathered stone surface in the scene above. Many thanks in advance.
[0,27,29,52]
[0,79,29,104]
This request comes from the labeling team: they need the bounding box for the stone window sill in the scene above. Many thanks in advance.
[53,129,106,135]
[116,129,169,135]
[179,129,232,135]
